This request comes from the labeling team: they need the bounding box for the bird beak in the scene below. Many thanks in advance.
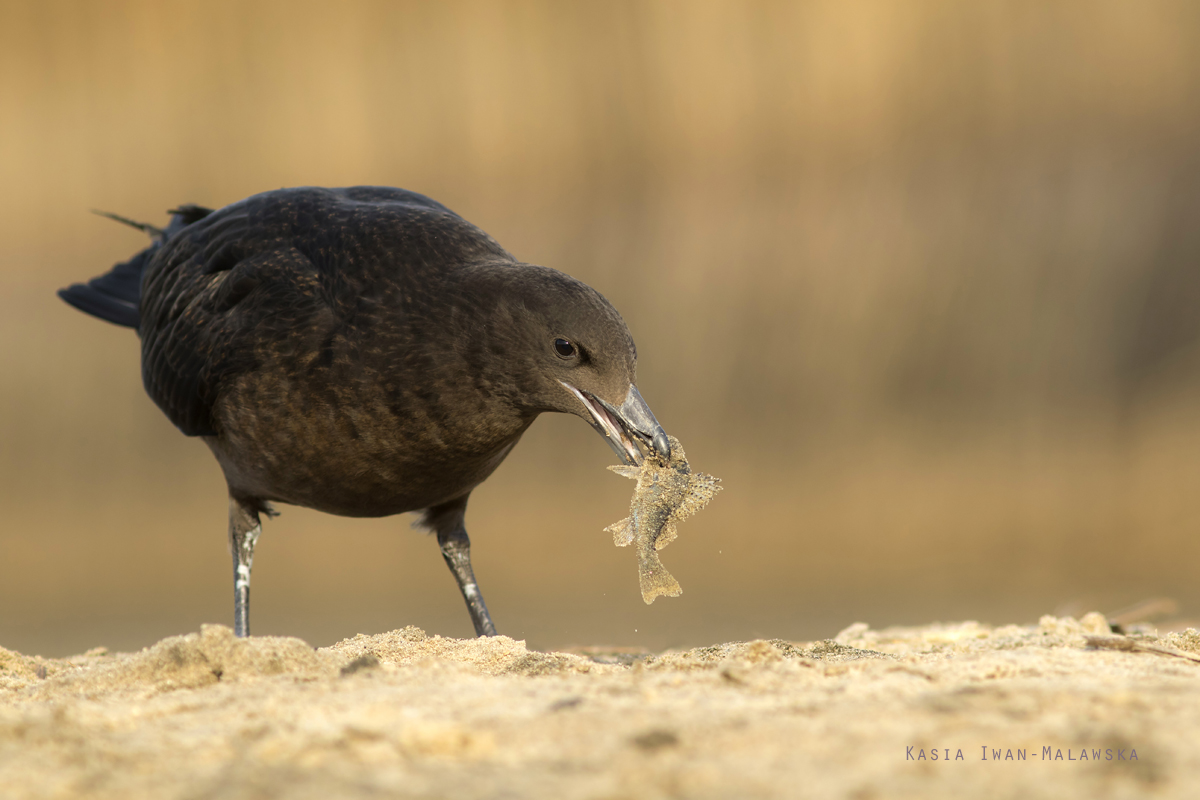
[559,382,670,466]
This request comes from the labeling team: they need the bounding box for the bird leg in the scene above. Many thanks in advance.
[423,498,497,637]
[228,495,265,637]
[440,527,497,637]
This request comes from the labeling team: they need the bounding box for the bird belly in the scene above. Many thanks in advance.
[206,374,527,517]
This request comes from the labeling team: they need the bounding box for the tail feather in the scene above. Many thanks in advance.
[89,209,165,238]
[58,248,153,328]
[166,204,215,225]
[59,204,216,329]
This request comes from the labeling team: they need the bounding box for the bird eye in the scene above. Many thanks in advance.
[554,338,577,358]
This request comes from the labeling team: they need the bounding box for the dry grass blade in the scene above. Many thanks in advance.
[1085,635,1200,664]
[1107,598,1180,629]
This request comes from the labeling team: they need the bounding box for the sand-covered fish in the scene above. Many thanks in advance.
[605,434,721,604]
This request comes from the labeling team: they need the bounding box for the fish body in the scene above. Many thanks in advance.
[605,434,721,603]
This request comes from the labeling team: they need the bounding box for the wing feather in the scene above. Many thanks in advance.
[137,187,507,436]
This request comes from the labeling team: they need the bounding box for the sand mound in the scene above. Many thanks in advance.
[328,625,619,677]
[3,616,1199,799]
[15,625,336,698]
[5,624,619,701]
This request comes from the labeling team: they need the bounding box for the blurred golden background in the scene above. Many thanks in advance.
[3,1,1200,657]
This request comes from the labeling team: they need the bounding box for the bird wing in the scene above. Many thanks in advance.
[137,187,511,437]
[139,214,321,436]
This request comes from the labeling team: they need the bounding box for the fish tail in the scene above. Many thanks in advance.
[639,550,683,604]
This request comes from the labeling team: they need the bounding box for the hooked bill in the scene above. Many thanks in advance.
[605,434,721,604]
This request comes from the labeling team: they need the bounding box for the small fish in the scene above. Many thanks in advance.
[605,435,721,604]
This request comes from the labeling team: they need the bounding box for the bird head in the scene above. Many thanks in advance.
[458,262,670,465]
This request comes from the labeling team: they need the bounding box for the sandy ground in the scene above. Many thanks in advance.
[2,614,1198,799]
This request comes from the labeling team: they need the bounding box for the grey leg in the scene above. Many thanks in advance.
[423,497,497,637]
[228,495,267,638]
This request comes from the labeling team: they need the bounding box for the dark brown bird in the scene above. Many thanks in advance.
[59,186,670,638]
